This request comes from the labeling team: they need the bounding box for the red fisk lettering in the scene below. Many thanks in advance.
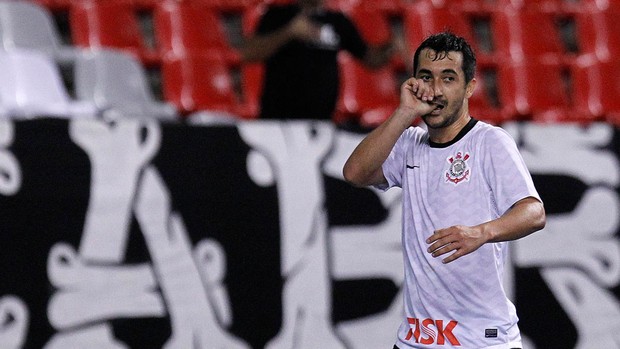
[405,317,461,346]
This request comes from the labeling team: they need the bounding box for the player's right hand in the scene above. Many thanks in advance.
[399,77,436,118]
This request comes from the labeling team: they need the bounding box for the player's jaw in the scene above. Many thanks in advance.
[422,99,460,129]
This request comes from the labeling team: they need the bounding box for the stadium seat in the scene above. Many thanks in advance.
[571,59,620,125]
[336,53,399,128]
[468,70,507,125]
[239,2,267,119]
[30,0,74,12]
[0,50,98,119]
[69,0,160,67]
[334,0,403,15]
[0,1,79,65]
[495,0,584,13]
[496,60,577,122]
[74,49,179,122]
[153,1,241,65]
[192,0,259,13]
[574,3,620,62]
[343,3,392,46]
[239,62,262,120]
[161,53,255,119]
[423,0,498,13]
[491,6,571,64]
[402,2,495,67]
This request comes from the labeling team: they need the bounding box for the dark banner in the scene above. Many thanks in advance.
[0,118,618,349]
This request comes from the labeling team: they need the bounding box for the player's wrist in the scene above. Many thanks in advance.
[478,222,497,243]
[393,106,418,128]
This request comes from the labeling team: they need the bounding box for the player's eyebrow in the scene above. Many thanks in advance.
[416,68,432,76]
[417,68,458,76]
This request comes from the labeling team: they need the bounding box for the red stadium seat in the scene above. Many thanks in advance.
[571,59,620,125]
[423,0,498,13]
[402,2,495,68]
[491,6,571,64]
[336,0,403,15]
[192,0,259,13]
[336,53,400,128]
[496,60,580,122]
[241,1,265,36]
[161,53,255,118]
[574,3,620,62]
[468,70,507,125]
[153,1,241,65]
[239,62,262,119]
[495,0,584,13]
[69,0,160,67]
[343,4,392,46]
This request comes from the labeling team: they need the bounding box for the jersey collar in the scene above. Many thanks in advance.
[428,117,478,148]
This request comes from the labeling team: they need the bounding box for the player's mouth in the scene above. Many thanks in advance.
[429,102,445,115]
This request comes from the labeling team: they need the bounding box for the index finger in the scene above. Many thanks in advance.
[426,228,449,244]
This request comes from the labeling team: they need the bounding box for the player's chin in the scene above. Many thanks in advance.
[421,113,445,128]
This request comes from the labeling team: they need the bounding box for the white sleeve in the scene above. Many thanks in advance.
[374,127,415,191]
[482,127,542,214]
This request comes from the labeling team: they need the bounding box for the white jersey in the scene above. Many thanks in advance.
[380,119,541,349]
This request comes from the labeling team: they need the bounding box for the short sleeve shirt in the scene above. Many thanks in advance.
[256,5,368,120]
[381,119,541,349]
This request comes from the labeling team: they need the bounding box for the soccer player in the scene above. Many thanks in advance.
[343,31,546,349]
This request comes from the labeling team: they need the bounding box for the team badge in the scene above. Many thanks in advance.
[446,152,471,185]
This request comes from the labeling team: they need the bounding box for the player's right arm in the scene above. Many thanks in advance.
[343,77,435,187]
[241,12,321,62]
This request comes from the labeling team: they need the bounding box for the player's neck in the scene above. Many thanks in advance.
[428,112,472,145]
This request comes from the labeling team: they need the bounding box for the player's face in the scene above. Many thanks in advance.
[415,49,475,130]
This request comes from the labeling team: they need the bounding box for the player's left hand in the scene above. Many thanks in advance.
[426,225,488,264]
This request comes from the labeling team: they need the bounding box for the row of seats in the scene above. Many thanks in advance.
[30,0,620,12]
[2,0,620,125]
[36,0,620,67]
[0,48,178,121]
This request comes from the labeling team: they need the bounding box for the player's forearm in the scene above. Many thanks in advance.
[479,197,546,243]
[363,43,394,69]
[343,107,415,187]
[241,28,294,62]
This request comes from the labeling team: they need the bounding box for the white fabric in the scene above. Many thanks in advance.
[381,120,539,349]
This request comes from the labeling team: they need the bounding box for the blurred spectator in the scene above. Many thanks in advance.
[241,0,403,122]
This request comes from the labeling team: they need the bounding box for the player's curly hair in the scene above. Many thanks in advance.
[412,31,477,83]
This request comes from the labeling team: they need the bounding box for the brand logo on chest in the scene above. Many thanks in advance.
[445,152,471,185]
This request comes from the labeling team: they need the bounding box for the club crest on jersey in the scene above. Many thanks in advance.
[446,152,470,185]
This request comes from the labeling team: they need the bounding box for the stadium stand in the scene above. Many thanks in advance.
[0,0,618,126]
[336,53,400,128]
[161,52,256,119]
[0,50,98,119]
[0,1,78,65]
[69,0,160,67]
[573,1,620,62]
[495,59,584,123]
[490,5,572,64]
[74,49,179,121]
[153,1,241,65]
[571,59,620,124]
[402,1,495,67]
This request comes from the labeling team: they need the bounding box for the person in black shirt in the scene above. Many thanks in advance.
[241,0,400,122]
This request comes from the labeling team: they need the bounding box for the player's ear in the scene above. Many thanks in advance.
[465,78,477,99]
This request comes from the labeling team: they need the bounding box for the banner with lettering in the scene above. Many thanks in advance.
[0,118,618,348]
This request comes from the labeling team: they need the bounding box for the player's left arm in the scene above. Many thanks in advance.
[427,196,545,264]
